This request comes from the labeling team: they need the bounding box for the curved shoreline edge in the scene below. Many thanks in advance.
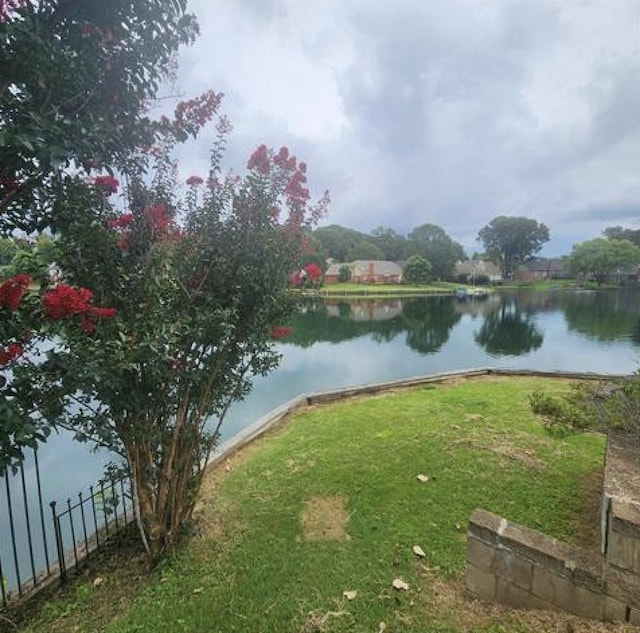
[207,367,627,470]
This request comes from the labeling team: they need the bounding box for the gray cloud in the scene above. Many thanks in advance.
[176,0,640,255]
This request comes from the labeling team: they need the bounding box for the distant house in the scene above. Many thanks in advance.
[324,260,403,284]
[455,260,503,283]
[516,258,570,281]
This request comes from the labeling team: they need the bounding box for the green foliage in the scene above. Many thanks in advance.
[0,237,19,267]
[403,254,432,284]
[474,302,544,356]
[371,225,406,261]
[603,225,640,247]
[405,223,464,280]
[347,239,384,261]
[312,225,372,261]
[337,264,351,282]
[0,0,198,233]
[530,374,640,438]
[477,216,550,279]
[568,237,640,283]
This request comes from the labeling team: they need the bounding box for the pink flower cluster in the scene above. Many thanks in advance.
[0,0,24,23]
[0,273,30,310]
[271,325,292,339]
[145,204,172,232]
[107,213,133,229]
[247,145,270,174]
[174,90,223,137]
[186,175,204,186]
[289,263,323,287]
[93,175,119,195]
[42,285,117,334]
[0,343,23,366]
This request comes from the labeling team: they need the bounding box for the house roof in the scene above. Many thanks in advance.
[352,260,403,276]
[522,258,567,273]
[455,260,502,277]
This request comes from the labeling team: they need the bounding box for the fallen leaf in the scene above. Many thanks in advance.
[378,623,387,632]
[342,589,357,600]
[416,474,429,482]
[412,545,426,557]
[392,578,409,590]
[92,577,104,587]
[192,587,204,594]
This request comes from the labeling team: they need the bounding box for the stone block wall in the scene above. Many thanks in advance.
[466,433,640,624]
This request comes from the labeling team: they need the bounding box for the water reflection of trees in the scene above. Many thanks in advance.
[474,301,544,356]
[402,297,461,354]
[288,297,460,353]
[556,290,640,342]
[288,290,640,353]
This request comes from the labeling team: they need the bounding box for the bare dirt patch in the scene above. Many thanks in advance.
[300,495,350,541]
[569,467,604,552]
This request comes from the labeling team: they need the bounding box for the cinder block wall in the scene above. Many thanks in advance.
[465,434,640,624]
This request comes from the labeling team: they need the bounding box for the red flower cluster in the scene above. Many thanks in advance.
[42,285,117,334]
[93,175,119,195]
[271,326,293,339]
[145,204,172,231]
[107,213,134,229]
[285,170,310,203]
[186,175,204,186]
[174,90,223,137]
[0,273,30,310]
[304,263,322,280]
[247,145,270,175]
[0,343,23,366]
[273,147,297,171]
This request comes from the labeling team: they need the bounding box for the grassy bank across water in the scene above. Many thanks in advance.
[17,376,633,633]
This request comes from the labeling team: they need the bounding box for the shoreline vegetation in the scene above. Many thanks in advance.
[13,373,633,633]
[305,279,615,299]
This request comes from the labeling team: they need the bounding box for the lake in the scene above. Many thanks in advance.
[2,288,639,591]
[17,288,640,502]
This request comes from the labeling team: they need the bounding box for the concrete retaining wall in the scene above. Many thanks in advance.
[466,433,640,624]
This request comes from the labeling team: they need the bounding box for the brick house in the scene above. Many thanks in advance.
[324,260,403,284]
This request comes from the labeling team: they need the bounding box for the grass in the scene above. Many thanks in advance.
[313,281,462,298]
[13,376,634,633]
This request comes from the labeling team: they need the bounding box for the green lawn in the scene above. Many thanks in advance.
[313,281,461,298]
[17,376,629,633]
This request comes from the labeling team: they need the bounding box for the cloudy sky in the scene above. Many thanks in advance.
[173,0,639,256]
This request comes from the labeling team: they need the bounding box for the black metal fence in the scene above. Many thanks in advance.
[0,447,134,610]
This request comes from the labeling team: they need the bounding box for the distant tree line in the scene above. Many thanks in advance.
[307,216,640,285]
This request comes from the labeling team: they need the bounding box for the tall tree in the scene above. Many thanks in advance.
[313,225,375,262]
[569,238,640,284]
[403,254,432,285]
[406,223,464,280]
[1,0,199,233]
[477,216,550,278]
[603,226,640,248]
[370,226,406,261]
[348,240,384,261]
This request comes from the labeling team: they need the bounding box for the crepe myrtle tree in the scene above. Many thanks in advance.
[0,118,329,560]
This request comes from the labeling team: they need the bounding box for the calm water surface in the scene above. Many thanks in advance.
[24,289,640,500]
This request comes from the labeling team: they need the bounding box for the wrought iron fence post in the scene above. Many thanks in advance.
[50,501,67,586]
